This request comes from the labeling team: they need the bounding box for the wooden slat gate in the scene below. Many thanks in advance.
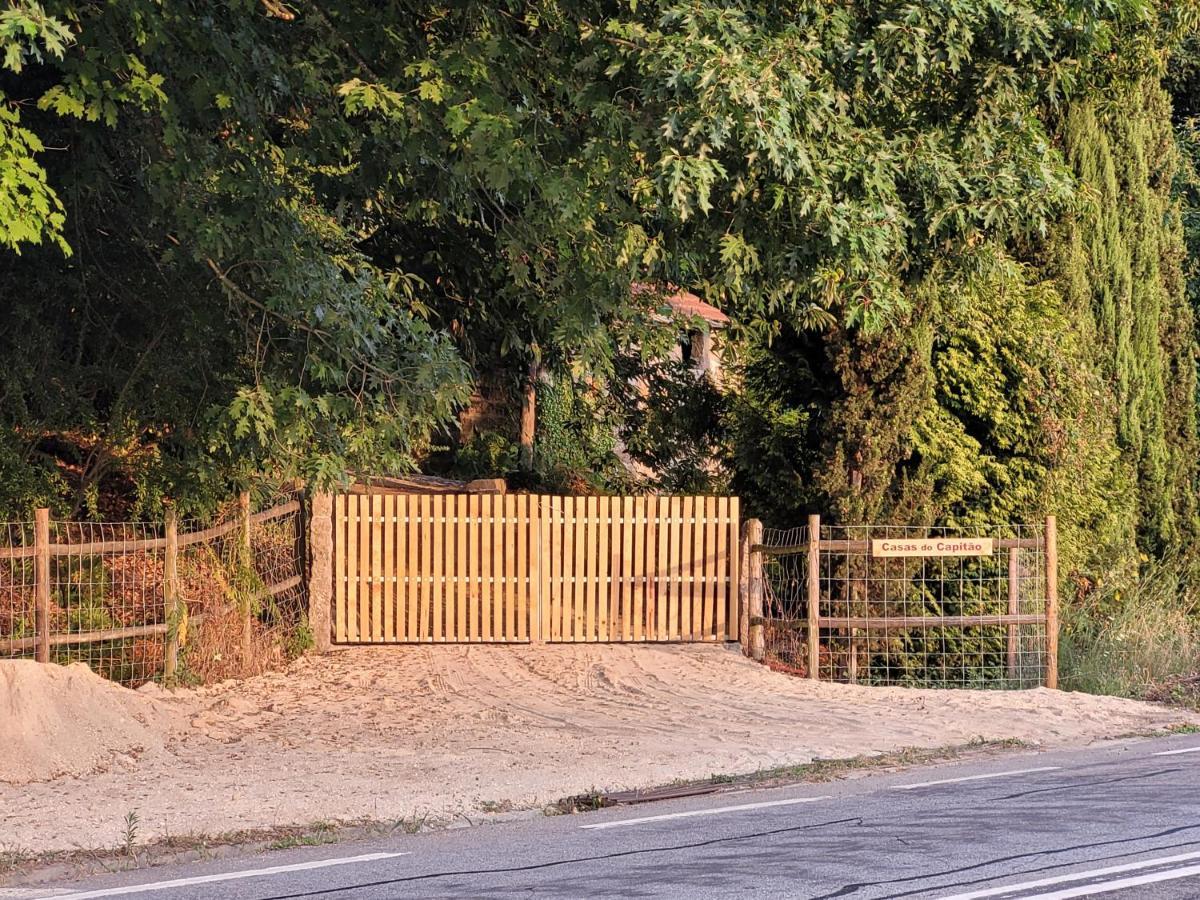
[332,494,740,643]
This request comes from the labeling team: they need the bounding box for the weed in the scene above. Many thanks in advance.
[1060,560,1200,699]
[0,845,34,875]
[544,792,604,816]
[120,810,140,859]
[393,813,428,835]
[477,800,513,814]
[265,820,336,851]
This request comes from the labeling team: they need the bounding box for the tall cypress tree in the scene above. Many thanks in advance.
[1057,82,1199,561]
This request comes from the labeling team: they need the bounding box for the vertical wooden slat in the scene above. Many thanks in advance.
[442,495,454,641]
[405,496,418,641]
[549,496,561,641]
[667,497,681,640]
[467,494,480,641]
[680,496,695,640]
[632,496,646,641]
[715,496,728,642]
[655,497,669,641]
[728,497,740,641]
[345,495,359,640]
[597,496,610,641]
[516,494,528,641]
[504,494,517,641]
[536,496,549,642]
[608,496,622,641]
[334,495,347,642]
[434,494,448,643]
[644,496,658,641]
[455,495,467,641]
[415,494,429,641]
[703,496,717,639]
[382,494,394,641]
[491,493,503,640]
[480,494,493,641]
[584,496,598,641]
[396,494,410,643]
[559,496,568,643]
[358,493,371,641]
[624,494,643,643]
[572,497,586,642]
[370,493,383,641]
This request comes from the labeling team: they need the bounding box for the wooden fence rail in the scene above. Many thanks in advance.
[327,492,741,644]
[0,495,303,665]
[740,514,1060,688]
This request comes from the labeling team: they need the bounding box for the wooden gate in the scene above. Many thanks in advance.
[331,493,740,643]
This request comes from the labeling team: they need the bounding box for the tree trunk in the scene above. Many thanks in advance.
[519,362,540,473]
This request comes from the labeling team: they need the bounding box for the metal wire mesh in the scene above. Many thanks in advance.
[0,496,308,687]
[51,522,167,685]
[0,522,36,663]
[761,523,1048,688]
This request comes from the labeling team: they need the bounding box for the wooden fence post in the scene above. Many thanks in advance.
[34,507,50,663]
[308,491,333,653]
[807,513,820,680]
[239,490,253,665]
[164,506,181,678]
[1006,546,1019,681]
[738,521,752,652]
[746,518,764,661]
[1044,515,1058,689]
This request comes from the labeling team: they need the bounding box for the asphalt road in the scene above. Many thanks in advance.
[13,734,1200,899]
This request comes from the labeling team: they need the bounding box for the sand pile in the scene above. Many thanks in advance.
[0,660,179,784]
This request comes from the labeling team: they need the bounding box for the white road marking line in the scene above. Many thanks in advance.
[890,766,1061,790]
[934,848,1200,899]
[1017,865,1200,899]
[35,851,409,900]
[579,795,832,830]
[1153,745,1200,756]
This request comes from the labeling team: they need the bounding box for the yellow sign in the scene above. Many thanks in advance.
[871,537,994,558]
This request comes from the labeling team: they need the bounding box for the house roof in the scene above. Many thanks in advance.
[632,283,731,328]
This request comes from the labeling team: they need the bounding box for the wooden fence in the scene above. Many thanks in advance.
[0,494,304,682]
[320,493,741,644]
[741,514,1059,688]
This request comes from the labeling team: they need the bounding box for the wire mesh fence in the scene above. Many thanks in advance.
[0,495,308,687]
[758,522,1050,688]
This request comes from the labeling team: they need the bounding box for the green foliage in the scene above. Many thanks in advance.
[0,0,471,517]
[534,375,626,492]
[451,432,519,481]
[732,19,1200,611]
[1055,83,1199,562]
[613,350,728,494]
[1060,559,1200,697]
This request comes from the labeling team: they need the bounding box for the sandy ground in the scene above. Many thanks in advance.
[2,645,1197,854]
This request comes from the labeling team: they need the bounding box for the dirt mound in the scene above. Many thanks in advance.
[0,660,179,784]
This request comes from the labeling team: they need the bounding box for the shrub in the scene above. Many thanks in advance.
[1060,560,1200,698]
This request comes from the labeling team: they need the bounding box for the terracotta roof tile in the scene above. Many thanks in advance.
[632,283,731,327]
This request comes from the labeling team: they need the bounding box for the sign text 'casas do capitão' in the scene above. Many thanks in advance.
[870,537,994,558]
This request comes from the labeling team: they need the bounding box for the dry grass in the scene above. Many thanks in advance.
[1061,560,1200,700]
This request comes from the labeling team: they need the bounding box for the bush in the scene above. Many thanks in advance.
[1060,561,1200,699]
[450,432,519,481]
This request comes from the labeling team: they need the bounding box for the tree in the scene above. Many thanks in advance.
[0,1,470,515]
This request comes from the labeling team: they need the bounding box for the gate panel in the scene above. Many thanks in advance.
[331,492,741,644]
